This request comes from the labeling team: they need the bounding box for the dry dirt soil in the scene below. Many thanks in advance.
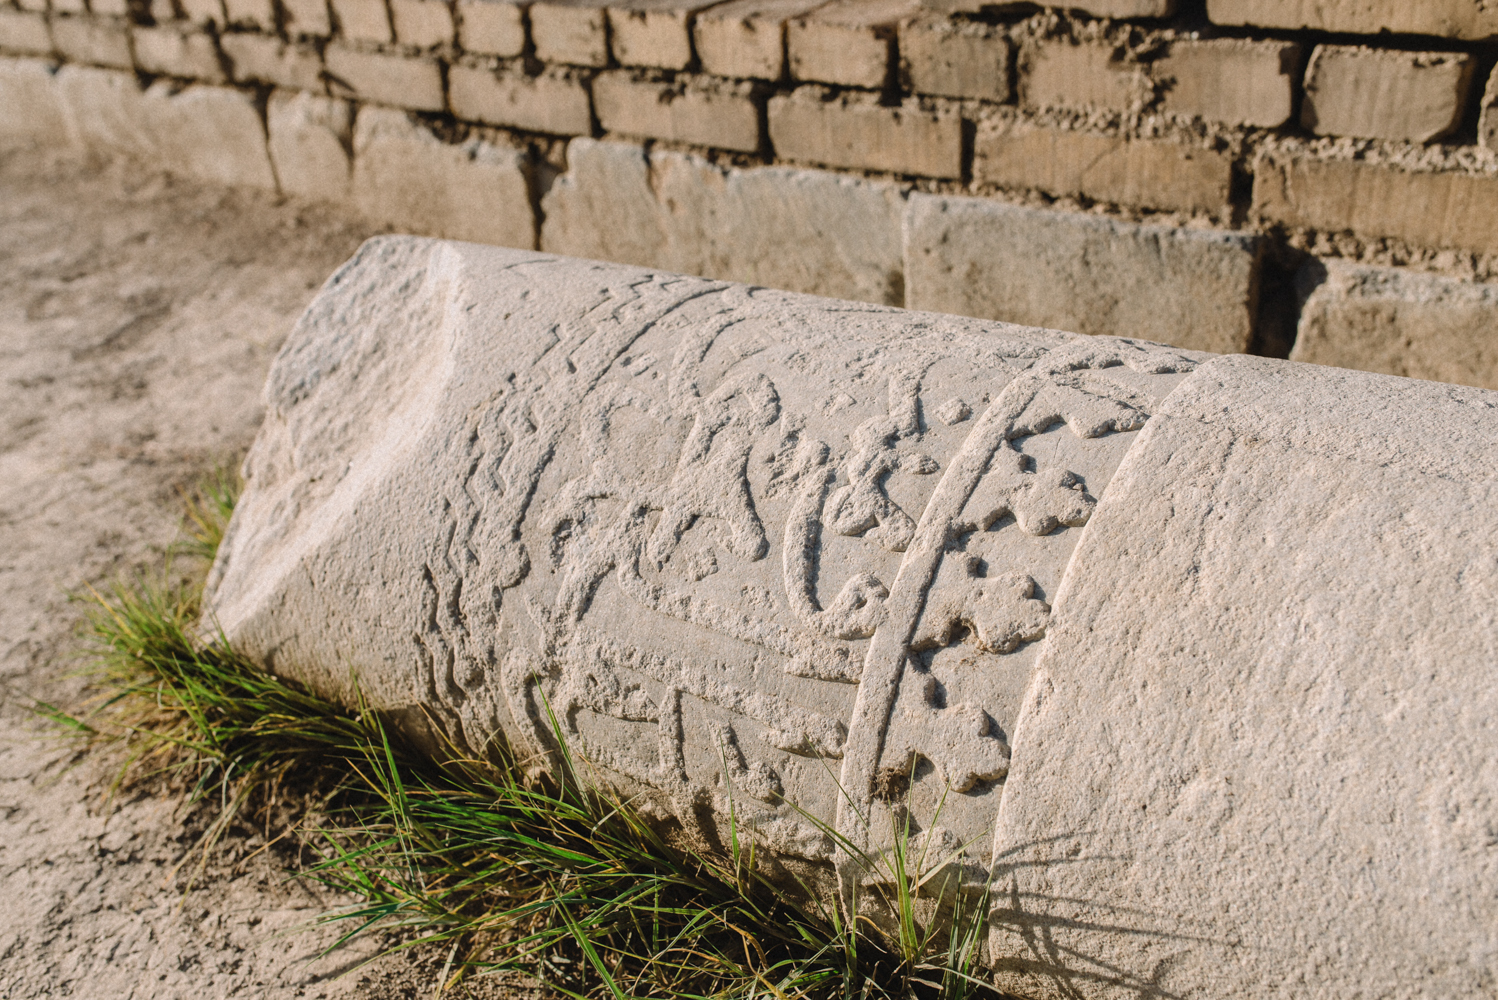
[0,146,529,999]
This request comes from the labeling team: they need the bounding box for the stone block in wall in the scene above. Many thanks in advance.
[1154,37,1299,128]
[903,193,1260,354]
[180,0,228,27]
[693,0,825,82]
[768,85,961,179]
[140,80,279,188]
[51,16,133,70]
[283,0,334,37]
[540,136,908,303]
[609,0,719,71]
[0,10,53,57]
[449,61,592,135]
[331,0,392,43]
[1023,39,1148,114]
[391,0,454,49]
[90,0,130,18]
[455,0,524,57]
[1252,151,1498,255]
[973,119,1232,215]
[594,70,762,153]
[13,0,49,13]
[351,105,534,246]
[222,33,325,91]
[1301,45,1475,144]
[1481,65,1498,151]
[1291,261,1498,390]
[786,0,919,90]
[53,64,155,156]
[223,0,276,30]
[530,0,607,67]
[268,89,353,201]
[50,0,86,14]
[325,44,444,110]
[898,16,1009,103]
[132,24,225,81]
[0,57,67,141]
[1068,0,1174,14]
[1207,0,1498,42]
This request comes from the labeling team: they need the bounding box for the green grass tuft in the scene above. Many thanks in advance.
[56,469,1006,999]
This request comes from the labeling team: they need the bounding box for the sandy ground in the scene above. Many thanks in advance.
[0,147,528,998]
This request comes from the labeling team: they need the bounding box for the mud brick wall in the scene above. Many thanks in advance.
[4,0,1498,383]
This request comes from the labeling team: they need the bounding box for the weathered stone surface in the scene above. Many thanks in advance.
[903,193,1260,354]
[0,10,53,58]
[1483,64,1498,152]
[449,61,593,136]
[456,0,525,57]
[283,0,334,37]
[1154,37,1299,128]
[223,0,276,29]
[350,107,534,247]
[50,16,133,70]
[1301,45,1475,143]
[769,86,962,179]
[268,89,353,202]
[132,23,225,82]
[898,16,1009,103]
[530,0,608,67]
[325,44,445,111]
[607,0,717,71]
[693,0,825,82]
[973,119,1232,215]
[540,137,907,303]
[1290,260,1498,390]
[0,57,66,141]
[390,0,455,49]
[330,0,393,43]
[594,70,762,153]
[1252,151,1498,255]
[786,0,918,90]
[222,33,325,91]
[989,355,1498,999]
[210,239,1498,995]
[1207,0,1498,41]
[179,0,227,26]
[1023,39,1147,114]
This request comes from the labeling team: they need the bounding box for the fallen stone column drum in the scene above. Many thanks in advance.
[206,237,1498,999]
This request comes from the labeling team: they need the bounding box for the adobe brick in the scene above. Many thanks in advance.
[693,0,825,82]
[899,16,1009,103]
[282,0,334,37]
[973,119,1231,215]
[51,16,133,70]
[133,23,225,80]
[325,43,444,110]
[456,0,524,57]
[391,0,454,48]
[222,32,325,90]
[1301,45,1475,144]
[1154,37,1299,128]
[786,0,919,90]
[179,0,227,27]
[0,10,54,57]
[594,69,761,152]
[609,0,719,71]
[331,0,392,43]
[529,0,607,66]
[768,85,961,179]
[449,61,593,135]
[1207,0,1498,42]
[1023,39,1146,114]
[1252,151,1498,255]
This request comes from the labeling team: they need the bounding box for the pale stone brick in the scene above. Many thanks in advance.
[1291,261,1498,390]
[899,17,1009,103]
[140,80,278,188]
[594,69,762,153]
[53,63,154,156]
[1207,0,1498,42]
[325,44,444,110]
[449,61,592,135]
[1480,65,1498,152]
[530,0,607,66]
[331,0,391,43]
[456,0,524,56]
[268,88,353,201]
[223,0,276,30]
[1154,37,1299,128]
[1252,151,1498,255]
[90,0,130,17]
[787,0,919,90]
[540,137,908,303]
[768,85,961,179]
[391,0,454,48]
[50,0,86,13]
[609,0,719,71]
[179,0,227,27]
[14,0,49,13]
[282,0,333,37]
[351,105,535,246]
[51,16,132,70]
[694,0,825,82]
[903,192,1260,354]
[1302,45,1475,144]
[222,32,324,90]
[0,57,67,141]
[1024,39,1147,114]
[132,24,224,81]
[973,119,1231,215]
[0,10,53,57]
